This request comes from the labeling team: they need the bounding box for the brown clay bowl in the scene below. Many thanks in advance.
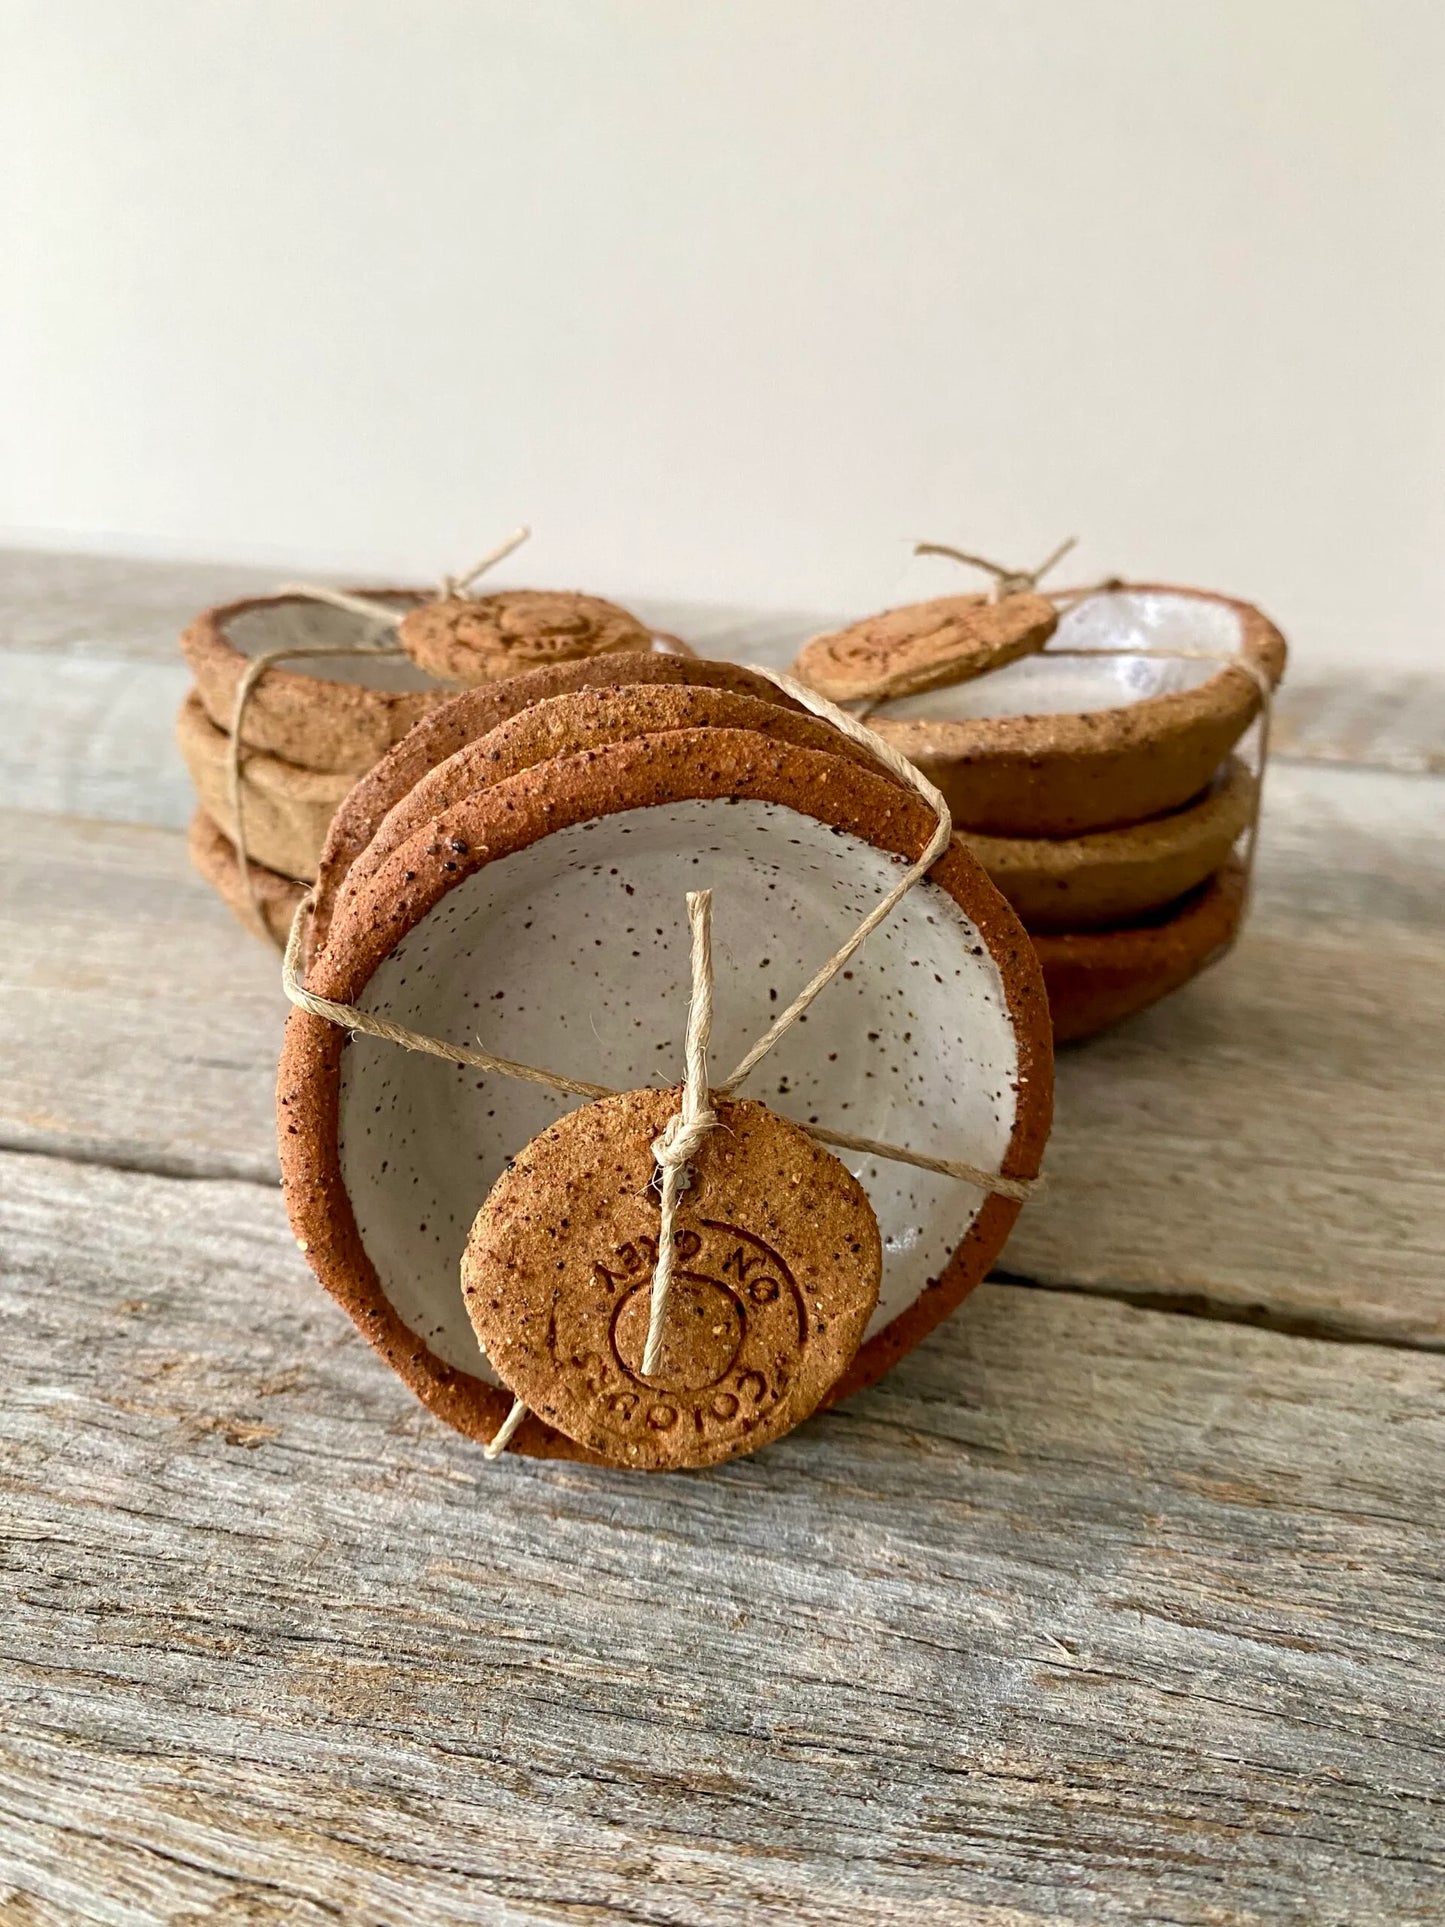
[964,757,1254,932]
[187,809,307,946]
[1031,860,1247,1042]
[308,652,809,957]
[330,682,898,929]
[176,689,352,881]
[279,729,1053,1462]
[865,585,1285,836]
[181,587,690,776]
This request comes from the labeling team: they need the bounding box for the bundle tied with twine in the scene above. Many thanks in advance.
[279,664,1045,1459]
[224,527,532,942]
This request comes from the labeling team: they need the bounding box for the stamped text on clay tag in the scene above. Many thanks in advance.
[462,1088,882,1470]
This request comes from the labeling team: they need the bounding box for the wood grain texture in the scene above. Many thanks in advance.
[5,762,1442,1345]
[1004,759,1445,1347]
[0,811,284,1181]
[4,545,1444,1922]
[2,1149,1442,1927]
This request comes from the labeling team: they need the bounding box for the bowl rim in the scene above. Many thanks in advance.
[308,653,809,955]
[279,726,1054,1463]
[866,583,1286,765]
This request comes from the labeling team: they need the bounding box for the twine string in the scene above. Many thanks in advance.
[226,534,532,944]
[913,536,1078,601]
[641,890,718,1377]
[226,637,410,939]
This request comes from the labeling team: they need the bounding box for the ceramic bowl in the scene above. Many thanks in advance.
[1031,860,1246,1042]
[963,757,1254,932]
[279,728,1053,1461]
[187,809,306,946]
[308,653,809,958]
[866,585,1285,836]
[330,682,898,932]
[181,589,690,776]
[176,688,352,881]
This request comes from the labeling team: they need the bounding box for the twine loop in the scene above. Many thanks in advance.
[913,535,1078,601]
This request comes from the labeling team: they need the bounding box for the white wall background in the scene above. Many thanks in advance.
[2,0,1442,666]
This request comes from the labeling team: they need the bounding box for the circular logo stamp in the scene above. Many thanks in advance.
[795,592,1055,703]
[399,591,649,683]
[462,1089,881,1469]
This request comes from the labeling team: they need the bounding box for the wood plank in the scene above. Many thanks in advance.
[1003,760,1445,1347]
[0,812,285,1182]
[1,1148,1441,1926]
[6,769,1442,1347]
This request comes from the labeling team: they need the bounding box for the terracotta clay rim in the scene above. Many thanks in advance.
[309,653,808,957]
[278,728,1054,1463]
[964,756,1255,925]
[331,681,901,926]
[187,809,305,944]
[1032,860,1247,1044]
[176,689,356,807]
[868,583,1286,764]
[180,587,440,753]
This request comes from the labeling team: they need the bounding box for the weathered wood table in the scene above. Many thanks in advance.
[2,552,1442,1925]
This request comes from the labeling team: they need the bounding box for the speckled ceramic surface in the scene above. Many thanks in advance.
[308,654,807,958]
[963,757,1255,932]
[331,682,896,928]
[1031,860,1247,1042]
[398,589,665,685]
[279,729,1053,1459]
[867,586,1286,835]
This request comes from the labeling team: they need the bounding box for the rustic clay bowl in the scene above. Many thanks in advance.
[1031,860,1246,1042]
[279,729,1053,1462]
[866,585,1286,836]
[331,683,898,927]
[963,757,1254,932]
[176,689,352,881]
[182,588,690,775]
[187,809,306,946]
[308,653,809,957]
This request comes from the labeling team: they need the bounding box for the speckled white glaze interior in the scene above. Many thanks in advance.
[225,598,683,694]
[225,597,445,692]
[875,590,1244,723]
[337,799,1021,1381]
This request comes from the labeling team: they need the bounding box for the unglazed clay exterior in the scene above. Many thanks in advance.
[963,757,1255,931]
[1031,860,1247,1042]
[175,689,352,881]
[187,809,305,947]
[867,586,1286,836]
[181,589,448,775]
[183,589,691,776]
[279,730,1052,1460]
[308,654,808,958]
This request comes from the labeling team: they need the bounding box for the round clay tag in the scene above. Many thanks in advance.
[400,590,653,685]
[794,591,1057,704]
[461,1088,882,1469]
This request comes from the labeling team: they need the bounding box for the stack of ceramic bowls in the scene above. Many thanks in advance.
[794,583,1286,1041]
[279,650,1054,1465]
[178,586,688,943]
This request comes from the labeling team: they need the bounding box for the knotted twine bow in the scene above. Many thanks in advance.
[225,529,532,939]
[280,666,1045,1457]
